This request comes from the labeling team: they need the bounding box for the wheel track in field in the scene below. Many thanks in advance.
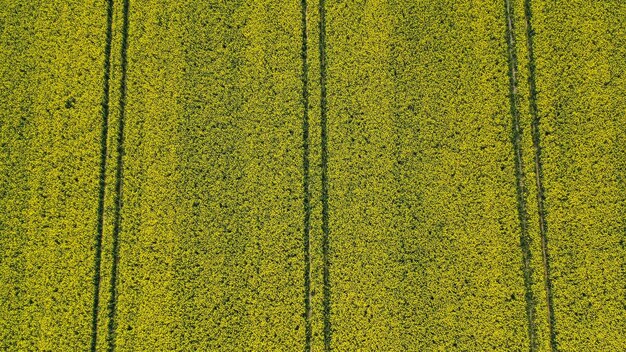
[522,0,558,350]
[300,0,313,349]
[504,0,557,350]
[503,0,538,350]
[318,0,331,350]
[106,0,131,350]
[90,0,115,350]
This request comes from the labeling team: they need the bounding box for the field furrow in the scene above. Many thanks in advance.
[88,0,115,350]
[504,0,540,348]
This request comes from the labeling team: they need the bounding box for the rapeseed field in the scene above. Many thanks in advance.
[1,0,624,351]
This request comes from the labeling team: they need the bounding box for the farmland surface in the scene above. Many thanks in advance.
[1,0,625,351]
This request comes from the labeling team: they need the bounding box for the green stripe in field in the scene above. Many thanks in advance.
[299,0,313,349]
[105,0,306,350]
[302,1,326,350]
[509,0,554,349]
[323,0,530,349]
[503,0,541,348]
[0,0,108,350]
[89,0,115,350]
[523,0,626,350]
